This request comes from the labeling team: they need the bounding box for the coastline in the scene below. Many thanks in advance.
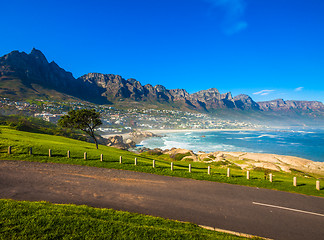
[148,128,260,134]
[100,132,133,140]
[97,129,324,175]
[99,128,261,143]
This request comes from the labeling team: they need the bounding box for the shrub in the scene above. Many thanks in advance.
[147,149,163,156]
[170,153,191,161]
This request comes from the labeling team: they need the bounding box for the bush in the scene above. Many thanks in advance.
[170,153,191,161]
[147,149,163,156]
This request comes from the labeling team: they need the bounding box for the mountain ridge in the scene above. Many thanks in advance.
[0,49,323,114]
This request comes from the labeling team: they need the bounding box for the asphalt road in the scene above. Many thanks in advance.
[1,160,323,240]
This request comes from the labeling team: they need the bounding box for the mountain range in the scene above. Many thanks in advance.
[1,49,323,115]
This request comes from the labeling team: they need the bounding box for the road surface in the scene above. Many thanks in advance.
[0,160,323,240]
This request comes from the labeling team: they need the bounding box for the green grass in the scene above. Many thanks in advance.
[0,199,258,240]
[0,126,323,197]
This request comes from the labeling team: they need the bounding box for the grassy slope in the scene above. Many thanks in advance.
[0,126,323,198]
[0,199,258,240]
[0,77,79,102]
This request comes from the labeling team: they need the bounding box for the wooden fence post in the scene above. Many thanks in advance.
[84,152,87,160]
[293,177,297,187]
[189,164,191,173]
[100,154,103,162]
[171,162,174,171]
[119,156,122,164]
[269,173,273,182]
[67,150,70,158]
[246,171,250,180]
[135,158,137,165]
[316,180,320,191]
[153,160,155,168]
[208,166,211,175]
[227,168,230,177]
[8,146,11,154]
[49,149,52,157]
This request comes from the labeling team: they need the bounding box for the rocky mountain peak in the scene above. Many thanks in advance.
[154,85,167,92]
[29,48,48,65]
[234,94,260,110]
[221,92,233,100]
[258,99,324,112]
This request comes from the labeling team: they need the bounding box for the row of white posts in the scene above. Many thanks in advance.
[7,146,322,191]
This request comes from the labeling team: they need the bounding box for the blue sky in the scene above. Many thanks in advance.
[1,0,323,102]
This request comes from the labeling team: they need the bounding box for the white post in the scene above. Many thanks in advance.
[189,164,191,173]
[84,152,87,160]
[8,146,11,154]
[49,149,52,157]
[246,171,250,180]
[120,156,122,164]
[100,154,103,162]
[208,166,211,175]
[227,168,230,177]
[171,162,174,171]
[293,177,297,187]
[67,150,70,158]
[153,160,155,168]
[269,173,273,182]
[316,180,320,191]
[135,158,137,165]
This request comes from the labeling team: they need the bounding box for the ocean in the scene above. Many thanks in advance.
[140,129,324,162]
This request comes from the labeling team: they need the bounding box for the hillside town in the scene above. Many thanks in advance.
[0,97,264,133]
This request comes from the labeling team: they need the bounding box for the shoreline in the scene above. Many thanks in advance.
[99,128,261,145]
[148,128,260,135]
[97,129,324,174]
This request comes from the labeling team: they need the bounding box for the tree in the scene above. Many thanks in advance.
[58,109,102,149]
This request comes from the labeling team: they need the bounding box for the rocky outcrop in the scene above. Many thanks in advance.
[163,148,198,161]
[0,49,75,88]
[188,88,236,110]
[78,73,247,110]
[198,151,324,175]
[0,49,106,103]
[258,99,324,112]
[106,135,136,150]
[234,94,260,110]
[130,131,160,139]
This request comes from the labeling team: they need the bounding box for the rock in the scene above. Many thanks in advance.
[106,135,136,150]
[129,130,161,140]
[125,139,136,148]
[0,49,107,103]
[258,99,324,111]
[234,94,260,110]
[163,148,198,161]
[107,135,123,145]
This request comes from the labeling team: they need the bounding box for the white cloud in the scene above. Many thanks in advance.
[294,87,304,92]
[204,0,248,34]
[253,90,275,96]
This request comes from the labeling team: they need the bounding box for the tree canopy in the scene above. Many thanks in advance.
[58,109,102,149]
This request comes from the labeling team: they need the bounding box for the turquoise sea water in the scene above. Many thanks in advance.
[140,129,324,162]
